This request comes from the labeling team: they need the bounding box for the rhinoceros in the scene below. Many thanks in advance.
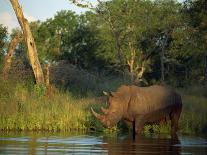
[91,85,182,138]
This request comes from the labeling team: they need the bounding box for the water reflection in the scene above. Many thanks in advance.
[100,134,181,155]
[0,132,206,155]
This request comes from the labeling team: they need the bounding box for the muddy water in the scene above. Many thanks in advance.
[0,132,206,155]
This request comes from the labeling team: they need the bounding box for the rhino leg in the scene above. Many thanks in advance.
[132,118,144,140]
[170,106,182,138]
[134,115,145,135]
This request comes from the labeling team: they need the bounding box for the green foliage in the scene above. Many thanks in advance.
[62,13,105,69]
[29,10,78,62]
[0,24,8,52]
[0,24,8,70]
[166,0,207,85]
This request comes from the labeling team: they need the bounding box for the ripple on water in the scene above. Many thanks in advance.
[0,134,206,155]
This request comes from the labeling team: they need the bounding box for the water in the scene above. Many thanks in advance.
[0,132,206,155]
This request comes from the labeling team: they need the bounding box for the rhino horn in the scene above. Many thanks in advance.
[101,107,109,114]
[103,91,109,96]
[91,107,105,120]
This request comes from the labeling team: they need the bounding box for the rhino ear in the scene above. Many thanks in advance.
[110,92,117,97]
[103,91,116,97]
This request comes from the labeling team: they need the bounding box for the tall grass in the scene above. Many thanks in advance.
[0,80,95,131]
[178,86,207,135]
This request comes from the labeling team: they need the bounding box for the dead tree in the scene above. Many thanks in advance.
[10,0,44,84]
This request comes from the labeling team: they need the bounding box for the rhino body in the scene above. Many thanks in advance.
[92,85,182,137]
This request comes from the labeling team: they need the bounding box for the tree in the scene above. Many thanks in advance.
[167,0,207,85]
[2,31,22,80]
[0,25,8,70]
[95,0,151,83]
[95,0,181,84]
[182,0,207,83]
[149,0,182,83]
[29,11,79,62]
[62,12,104,69]
[10,0,44,84]
[0,25,8,53]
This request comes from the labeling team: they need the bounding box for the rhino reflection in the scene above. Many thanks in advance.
[102,136,181,155]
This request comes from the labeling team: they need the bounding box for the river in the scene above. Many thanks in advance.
[0,132,206,154]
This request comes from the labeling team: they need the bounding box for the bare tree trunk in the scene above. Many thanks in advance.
[44,63,56,97]
[160,47,165,83]
[2,31,21,80]
[10,0,44,84]
[136,62,146,81]
[127,42,136,83]
[44,63,50,87]
[204,55,207,83]
[160,33,168,84]
[44,63,54,97]
[127,43,147,85]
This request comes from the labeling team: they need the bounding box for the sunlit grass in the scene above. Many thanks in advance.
[0,81,95,131]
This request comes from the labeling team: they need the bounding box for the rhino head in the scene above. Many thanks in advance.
[91,91,124,128]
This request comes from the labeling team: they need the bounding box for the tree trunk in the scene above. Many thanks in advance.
[44,63,50,87]
[2,31,21,80]
[160,33,168,84]
[136,63,146,81]
[127,42,136,84]
[160,48,165,83]
[44,63,53,97]
[10,0,44,84]
[204,55,207,83]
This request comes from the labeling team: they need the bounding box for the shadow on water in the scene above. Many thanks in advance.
[0,132,207,155]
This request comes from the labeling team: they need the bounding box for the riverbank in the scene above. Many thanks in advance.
[0,80,206,135]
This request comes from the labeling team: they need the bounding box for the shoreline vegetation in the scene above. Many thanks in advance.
[0,78,206,136]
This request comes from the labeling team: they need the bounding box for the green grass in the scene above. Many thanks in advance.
[178,86,207,135]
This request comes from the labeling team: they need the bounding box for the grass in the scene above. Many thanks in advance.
[178,86,207,135]
[0,80,95,131]
[0,77,207,136]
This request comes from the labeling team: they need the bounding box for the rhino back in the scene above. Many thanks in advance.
[128,85,181,115]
